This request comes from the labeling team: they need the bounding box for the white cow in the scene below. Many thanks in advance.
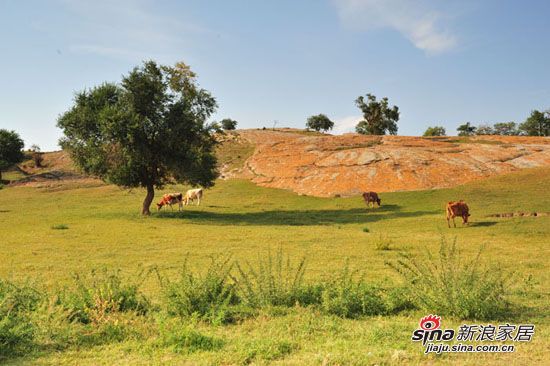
[184,188,203,206]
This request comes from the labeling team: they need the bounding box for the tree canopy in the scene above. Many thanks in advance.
[355,94,399,135]
[475,124,494,135]
[220,118,238,130]
[457,122,477,136]
[519,110,549,136]
[492,122,518,136]
[0,129,25,181]
[423,126,446,137]
[306,114,334,132]
[57,60,219,215]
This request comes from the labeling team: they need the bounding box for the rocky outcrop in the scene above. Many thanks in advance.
[234,130,550,197]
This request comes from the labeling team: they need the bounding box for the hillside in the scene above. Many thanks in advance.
[230,130,550,197]
[8,130,550,197]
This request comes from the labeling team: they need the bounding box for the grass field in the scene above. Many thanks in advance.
[1,167,549,365]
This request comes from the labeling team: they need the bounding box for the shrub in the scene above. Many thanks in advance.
[423,126,446,137]
[0,280,41,357]
[387,237,513,320]
[162,256,240,324]
[51,224,69,230]
[320,264,386,318]
[374,234,392,251]
[383,286,417,314]
[234,249,321,308]
[57,269,150,324]
[0,313,35,357]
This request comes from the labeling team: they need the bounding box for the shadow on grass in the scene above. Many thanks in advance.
[469,221,498,227]
[155,205,439,226]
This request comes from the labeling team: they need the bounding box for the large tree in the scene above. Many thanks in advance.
[57,61,219,215]
[220,118,238,130]
[306,114,334,132]
[519,110,549,136]
[493,122,518,136]
[457,122,477,136]
[355,94,399,135]
[0,129,25,181]
[423,126,446,137]
[475,124,494,135]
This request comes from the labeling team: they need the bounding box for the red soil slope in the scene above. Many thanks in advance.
[231,130,550,197]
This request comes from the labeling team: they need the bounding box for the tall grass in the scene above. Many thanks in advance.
[320,263,386,318]
[0,243,518,361]
[0,280,41,356]
[56,269,150,324]
[234,249,319,307]
[161,256,241,324]
[387,237,513,320]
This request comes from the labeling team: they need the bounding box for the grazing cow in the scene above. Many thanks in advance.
[362,191,381,208]
[446,201,470,227]
[156,193,183,211]
[184,188,203,206]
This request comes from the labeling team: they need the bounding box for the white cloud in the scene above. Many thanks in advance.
[332,115,363,134]
[60,0,215,61]
[333,0,457,54]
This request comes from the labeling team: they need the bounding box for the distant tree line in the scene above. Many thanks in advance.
[424,109,549,137]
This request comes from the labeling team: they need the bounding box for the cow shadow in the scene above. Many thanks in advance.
[155,205,439,226]
[469,221,498,227]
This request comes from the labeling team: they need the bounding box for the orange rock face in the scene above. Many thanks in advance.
[234,130,550,197]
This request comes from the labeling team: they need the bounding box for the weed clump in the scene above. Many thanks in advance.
[57,269,150,324]
[374,234,392,251]
[51,224,69,230]
[0,280,41,356]
[234,249,321,308]
[161,256,242,324]
[387,237,513,320]
[320,263,386,318]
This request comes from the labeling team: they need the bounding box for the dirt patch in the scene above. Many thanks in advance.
[486,212,550,218]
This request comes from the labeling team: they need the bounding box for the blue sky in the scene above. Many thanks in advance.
[1,0,549,151]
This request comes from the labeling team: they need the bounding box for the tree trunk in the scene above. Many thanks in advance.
[142,184,155,215]
[0,170,2,182]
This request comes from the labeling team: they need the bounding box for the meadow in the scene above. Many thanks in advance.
[0,167,549,365]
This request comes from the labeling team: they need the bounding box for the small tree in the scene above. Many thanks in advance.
[58,61,219,215]
[493,122,518,136]
[30,144,44,167]
[457,122,477,136]
[423,126,446,137]
[519,110,549,136]
[355,94,399,135]
[306,114,334,132]
[220,118,238,130]
[475,124,494,135]
[0,129,25,181]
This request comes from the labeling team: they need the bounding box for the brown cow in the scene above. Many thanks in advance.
[446,201,470,227]
[362,191,381,208]
[156,193,184,211]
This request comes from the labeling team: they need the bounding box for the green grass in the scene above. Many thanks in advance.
[0,167,549,364]
[215,133,255,171]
